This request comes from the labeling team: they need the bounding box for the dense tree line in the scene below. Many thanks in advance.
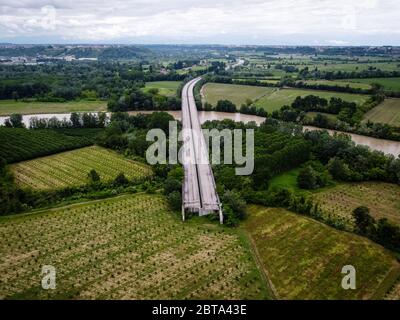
[270,94,400,140]
[271,96,353,123]
[292,80,373,95]
[353,206,400,253]
[96,111,176,155]
[299,68,400,81]
[0,62,185,101]
[107,86,181,112]
[28,112,107,129]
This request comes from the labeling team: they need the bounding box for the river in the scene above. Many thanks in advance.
[0,111,399,158]
[303,126,400,158]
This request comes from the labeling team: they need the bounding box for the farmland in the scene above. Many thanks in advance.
[254,88,369,113]
[243,205,400,300]
[202,83,368,113]
[201,83,274,106]
[143,81,181,97]
[0,194,270,300]
[343,78,400,92]
[0,100,107,116]
[299,80,372,90]
[313,182,400,228]
[11,146,153,190]
[363,99,400,126]
[305,111,338,123]
[0,127,93,163]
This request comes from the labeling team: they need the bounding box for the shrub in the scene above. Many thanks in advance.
[167,191,182,211]
[114,173,129,186]
[88,169,101,184]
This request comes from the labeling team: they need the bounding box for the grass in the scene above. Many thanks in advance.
[254,88,369,113]
[11,146,153,190]
[143,81,181,97]
[313,182,400,228]
[0,100,107,116]
[243,205,400,300]
[305,112,338,123]
[308,62,400,73]
[363,98,400,126]
[343,78,400,92]
[202,83,275,106]
[268,169,301,192]
[0,194,270,300]
[300,79,371,90]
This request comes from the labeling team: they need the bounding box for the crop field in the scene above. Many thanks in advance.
[0,100,107,116]
[254,88,369,113]
[290,62,399,73]
[0,194,270,300]
[313,182,400,228]
[11,146,153,190]
[363,99,400,126]
[202,83,274,106]
[342,78,400,92]
[0,127,93,163]
[143,81,181,97]
[243,206,400,300]
[300,80,372,90]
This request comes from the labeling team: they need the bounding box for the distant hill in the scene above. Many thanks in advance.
[0,44,152,60]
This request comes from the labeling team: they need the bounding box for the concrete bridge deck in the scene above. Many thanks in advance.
[181,78,223,223]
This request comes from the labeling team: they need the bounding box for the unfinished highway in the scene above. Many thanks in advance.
[181,77,223,223]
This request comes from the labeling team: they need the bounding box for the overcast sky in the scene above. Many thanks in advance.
[1,0,399,45]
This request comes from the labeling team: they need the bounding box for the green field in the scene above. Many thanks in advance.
[202,83,274,106]
[300,80,371,90]
[268,169,301,192]
[363,99,400,126]
[311,62,399,73]
[254,88,369,113]
[11,146,153,190]
[305,111,338,123]
[0,194,270,300]
[0,127,93,163]
[314,182,400,228]
[143,81,181,97]
[343,78,400,92]
[0,100,107,116]
[243,205,400,300]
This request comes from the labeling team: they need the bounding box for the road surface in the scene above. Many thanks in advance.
[181,78,223,223]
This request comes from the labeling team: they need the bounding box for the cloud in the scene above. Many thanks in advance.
[326,40,350,45]
[0,0,399,44]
